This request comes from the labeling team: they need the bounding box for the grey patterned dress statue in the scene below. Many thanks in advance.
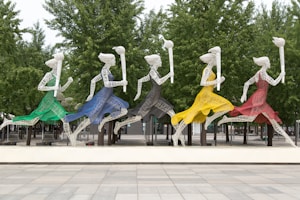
[114,42,176,135]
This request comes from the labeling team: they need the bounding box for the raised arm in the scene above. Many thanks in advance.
[161,35,174,83]
[53,52,64,97]
[272,37,285,83]
[134,74,150,101]
[113,46,127,92]
[86,74,102,101]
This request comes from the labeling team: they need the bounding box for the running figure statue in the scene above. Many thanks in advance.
[217,37,296,147]
[171,46,234,146]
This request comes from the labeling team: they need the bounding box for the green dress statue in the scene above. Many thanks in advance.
[13,76,68,124]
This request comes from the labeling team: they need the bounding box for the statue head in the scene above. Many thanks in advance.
[144,54,161,67]
[200,46,221,66]
[45,58,58,69]
[98,53,116,66]
[200,53,216,65]
[253,56,270,69]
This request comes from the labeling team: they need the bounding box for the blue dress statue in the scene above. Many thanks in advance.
[64,50,128,146]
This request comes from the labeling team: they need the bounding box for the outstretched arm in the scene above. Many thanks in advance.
[86,74,102,101]
[38,72,56,91]
[200,67,224,87]
[240,73,256,103]
[102,68,127,88]
[150,69,173,86]
[263,71,285,86]
[60,77,73,93]
[134,74,150,101]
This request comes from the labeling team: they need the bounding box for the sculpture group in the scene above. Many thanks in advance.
[0,37,296,147]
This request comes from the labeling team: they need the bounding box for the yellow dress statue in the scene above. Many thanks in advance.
[171,46,234,146]
[172,70,233,125]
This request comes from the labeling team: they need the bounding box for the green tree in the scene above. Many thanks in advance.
[165,0,256,112]
[284,0,300,124]
[0,0,22,114]
[131,9,172,106]
[0,1,51,116]
[44,0,146,108]
[254,0,300,126]
[9,23,52,115]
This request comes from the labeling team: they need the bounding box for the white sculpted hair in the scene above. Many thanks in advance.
[144,54,161,65]
[253,56,270,67]
[99,53,115,63]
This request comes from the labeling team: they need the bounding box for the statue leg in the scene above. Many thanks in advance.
[0,117,40,130]
[61,118,73,143]
[217,115,256,126]
[154,100,175,118]
[68,118,91,146]
[154,101,177,130]
[153,102,183,144]
[179,134,186,147]
[166,109,175,118]
[113,115,141,135]
[268,117,296,147]
[205,111,228,130]
[172,121,187,146]
[98,108,128,132]
[0,118,13,130]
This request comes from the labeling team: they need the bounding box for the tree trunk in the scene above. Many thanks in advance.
[200,123,206,146]
[112,121,118,144]
[260,124,264,140]
[225,124,229,142]
[267,124,273,146]
[243,122,247,144]
[107,121,113,145]
[98,125,104,146]
[26,127,32,146]
[187,123,192,146]
[166,124,169,140]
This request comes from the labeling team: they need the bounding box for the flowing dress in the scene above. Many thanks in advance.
[171,69,234,125]
[128,77,173,122]
[64,74,129,124]
[13,76,68,123]
[229,75,282,124]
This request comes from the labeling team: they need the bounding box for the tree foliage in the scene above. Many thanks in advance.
[0,1,51,116]
[253,0,300,125]
[2,0,300,128]
[44,0,146,107]
[165,0,256,111]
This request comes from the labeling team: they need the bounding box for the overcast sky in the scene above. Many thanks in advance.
[10,0,277,46]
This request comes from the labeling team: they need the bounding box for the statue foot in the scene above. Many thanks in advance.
[205,116,213,130]
[179,135,185,147]
[172,134,178,146]
[68,134,77,146]
[113,122,120,135]
[0,117,11,130]
[98,121,105,132]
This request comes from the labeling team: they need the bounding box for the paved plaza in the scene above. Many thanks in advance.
[1,132,300,199]
[0,164,300,200]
